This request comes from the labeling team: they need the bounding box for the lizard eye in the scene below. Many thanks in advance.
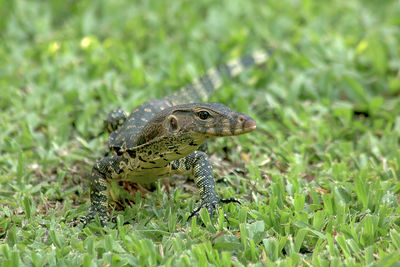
[198,111,210,120]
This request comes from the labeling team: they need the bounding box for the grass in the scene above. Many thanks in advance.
[1,0,400,265]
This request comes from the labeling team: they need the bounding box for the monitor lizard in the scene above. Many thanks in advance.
[76,50,271,225]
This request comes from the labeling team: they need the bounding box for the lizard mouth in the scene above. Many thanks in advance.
[212,117,256,136]
[235,118,256,135]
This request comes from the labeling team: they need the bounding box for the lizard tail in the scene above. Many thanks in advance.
[166,50,272,105]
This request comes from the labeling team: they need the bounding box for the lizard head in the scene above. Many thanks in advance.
[166,103,256,137]
[135,103,256,147]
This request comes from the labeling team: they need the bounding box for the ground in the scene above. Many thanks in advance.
[1,0,400,266]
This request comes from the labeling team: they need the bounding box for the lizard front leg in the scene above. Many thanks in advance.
[171,151,239,220]
[75,155,125,226]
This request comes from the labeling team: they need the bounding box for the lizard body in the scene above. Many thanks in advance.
[78,50,270,225]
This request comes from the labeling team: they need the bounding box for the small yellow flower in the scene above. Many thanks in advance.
[356,40,368,54]
[80,36,96,49]
[48,41,60,54]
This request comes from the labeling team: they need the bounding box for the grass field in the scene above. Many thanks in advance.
[1,0,400,266]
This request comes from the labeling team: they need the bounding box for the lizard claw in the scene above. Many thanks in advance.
[188,197,241,221]
[220,197,241,205]
[71,211,108,227]
[71,215,90,227]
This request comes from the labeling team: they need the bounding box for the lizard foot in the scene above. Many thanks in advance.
[71,211,109,227]
[188,197,240,221]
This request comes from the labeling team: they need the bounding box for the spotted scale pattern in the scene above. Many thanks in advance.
[170,151,239,218]
[75,50,271,226]
[105,50,270,152]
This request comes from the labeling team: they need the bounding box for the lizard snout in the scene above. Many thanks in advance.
[242,117,256,131]
[237,116,256,134]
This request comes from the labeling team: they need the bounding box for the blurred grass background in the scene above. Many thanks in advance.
[1,0,400,265]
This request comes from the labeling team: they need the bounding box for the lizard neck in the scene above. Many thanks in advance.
[135,133,207,164]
